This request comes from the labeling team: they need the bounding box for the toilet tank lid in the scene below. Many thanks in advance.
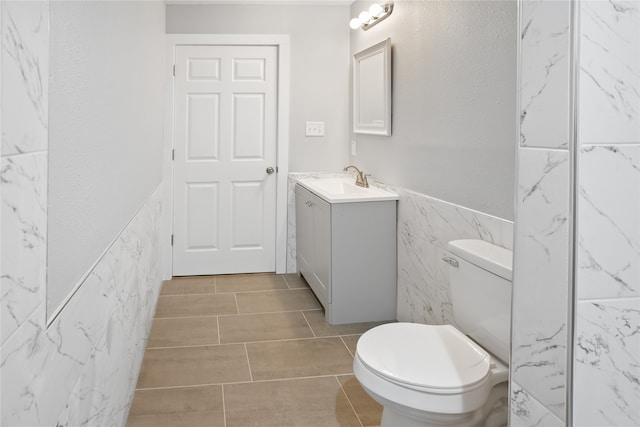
[447,239,513,281]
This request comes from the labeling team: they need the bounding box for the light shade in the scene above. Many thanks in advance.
[349,18,362,29]
[358,10,372,22]
[369,3,384,17]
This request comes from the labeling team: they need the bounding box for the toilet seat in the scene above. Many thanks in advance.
[357,323,491,393]
[353,322,500,415]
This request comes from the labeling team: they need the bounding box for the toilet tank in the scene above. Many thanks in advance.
[445,239,513,363]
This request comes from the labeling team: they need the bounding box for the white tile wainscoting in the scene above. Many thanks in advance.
[1,185,163,426]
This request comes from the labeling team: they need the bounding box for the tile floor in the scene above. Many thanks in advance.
[126,273,385,427]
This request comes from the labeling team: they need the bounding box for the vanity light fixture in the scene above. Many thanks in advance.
[349,2,394,31]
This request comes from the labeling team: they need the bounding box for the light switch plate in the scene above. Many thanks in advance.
[351,140,357,156]
[305,121,325,137]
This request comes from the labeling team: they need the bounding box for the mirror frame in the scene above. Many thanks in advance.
[353,38,392,136]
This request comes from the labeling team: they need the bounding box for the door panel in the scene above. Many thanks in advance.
[232,94,265,159]
[173,45,278,275]
[231,181,264,249]
[187,94,220,160]
[186,182,218,249]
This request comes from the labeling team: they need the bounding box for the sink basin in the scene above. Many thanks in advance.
[297,178,399,203]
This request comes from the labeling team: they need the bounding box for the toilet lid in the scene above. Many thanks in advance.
[357,323,491,391]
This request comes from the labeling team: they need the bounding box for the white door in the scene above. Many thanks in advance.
[172,45,278,276]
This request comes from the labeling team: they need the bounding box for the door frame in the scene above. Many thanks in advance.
[162,34,290,279]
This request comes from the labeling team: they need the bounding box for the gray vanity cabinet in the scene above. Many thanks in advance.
[295,184,397,325]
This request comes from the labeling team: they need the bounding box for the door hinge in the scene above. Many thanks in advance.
[172,149,175,161]
[173,64,175,77]
[171,234,174,246]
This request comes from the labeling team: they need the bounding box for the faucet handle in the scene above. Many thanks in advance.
[362,174,370,188]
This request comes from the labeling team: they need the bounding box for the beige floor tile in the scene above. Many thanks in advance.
[219,311,313,344]
[154,293,237,318]
[126,411,224,427]
[215,273,288,293]
[246,337,353,380]
[136,344,250,388]
[282,273,309,289]
[129,385,223,415]
[338,375,383,426]
[303,309,387,337]
[161,276,216,295]
[147,316,219,348]
[236,289,321,314]
[224,377,361,427]
[341,335,361,357]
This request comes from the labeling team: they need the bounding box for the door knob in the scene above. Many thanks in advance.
[266,166,275,174]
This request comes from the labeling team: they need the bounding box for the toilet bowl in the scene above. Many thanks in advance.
[353,239,513,427]
[354,323,508,427]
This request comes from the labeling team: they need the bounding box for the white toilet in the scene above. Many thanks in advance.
[353,239,513,427]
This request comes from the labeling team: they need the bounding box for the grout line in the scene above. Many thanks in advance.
[301,310,317,338]
[145,335,347,350]
[340,336,356,359]
[154,312,236,320]
[221,383,227,427]
[134,373,357,391]
[151,314,220,320]
[229,335,338,346]
[233,292,239,315]
[244,343,254,382]
[282,274,309,290]
[153,308,322,321]
[219,308,322,318]
[157,292,224,298]
[144,342,245,351]
[216,315,221,345]
[145,334,356,350]
[282,274,291,288]
[159,286,300,298]
[334,376,364,427]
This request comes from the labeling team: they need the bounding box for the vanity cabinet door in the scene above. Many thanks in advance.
[313,194,331,303]
[295,185,330,307]
[295,186,314,279]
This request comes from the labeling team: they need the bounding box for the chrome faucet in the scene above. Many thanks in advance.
[343,165,370,188]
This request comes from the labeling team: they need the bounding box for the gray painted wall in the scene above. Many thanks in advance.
[47,1,166,317]
[350,0,517,220]
[166,4,351,173]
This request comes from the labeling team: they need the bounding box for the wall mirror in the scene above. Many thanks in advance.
[353,38,391,135]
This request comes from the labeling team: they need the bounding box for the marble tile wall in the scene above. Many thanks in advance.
[394,187,513,325]
[511,148,570,420]
[511,382,564,427]
[519,0,571,150]
[573,1,640,425]
[1,0,49,347]
[287,173,514,326]
[513,0,572,423]
[516,0,640,425]
[0,1,165,425]
[1,185,163,426]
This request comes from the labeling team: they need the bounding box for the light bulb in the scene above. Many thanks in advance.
[358,10,372,23]
[349,18,362,29]
[369,3,384,17]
